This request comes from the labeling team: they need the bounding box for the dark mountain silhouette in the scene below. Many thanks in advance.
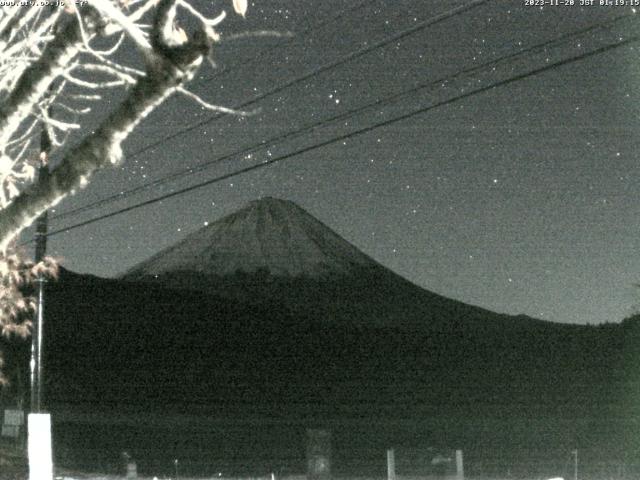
[121,197,529,330]
[3,197,639,474]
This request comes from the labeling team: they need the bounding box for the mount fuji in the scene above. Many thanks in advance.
[4,196,635,471]
[123,197,379,279]
[120,197,508,329]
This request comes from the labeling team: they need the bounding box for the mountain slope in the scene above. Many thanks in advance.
[6,197,639,472]
[40,268,632,412]
[122,197,520,329]
[30,264,640,475]
[124,197,378,278]
[102,197,638,424]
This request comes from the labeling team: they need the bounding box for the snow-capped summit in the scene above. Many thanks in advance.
[123,197,378,279]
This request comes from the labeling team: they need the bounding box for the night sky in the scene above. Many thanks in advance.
[23,0,640,325]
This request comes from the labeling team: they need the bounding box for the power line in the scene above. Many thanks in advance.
[49,0,493,221]
[42,31,640,240]
[49,2,376,223]
[121,0,492,161]
[51,11,636,223]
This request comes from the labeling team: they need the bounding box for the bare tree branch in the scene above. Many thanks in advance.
[0,0,250,381]
[0,0,215,251]
[0,10,95,148]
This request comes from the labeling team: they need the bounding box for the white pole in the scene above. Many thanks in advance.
[28,413,53,480]
[456,450,464,480]
[387,449,396,480]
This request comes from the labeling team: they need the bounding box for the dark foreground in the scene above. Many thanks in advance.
[39,409,640,479]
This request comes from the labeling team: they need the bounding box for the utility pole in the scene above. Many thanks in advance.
[572,449,578,480]
[28,117,53,480]
[30,148,49,412]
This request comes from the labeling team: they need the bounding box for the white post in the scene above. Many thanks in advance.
[387,448,396,480]
[126,461,137,479]
[28,413,53,480]
[455,450,464,480]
